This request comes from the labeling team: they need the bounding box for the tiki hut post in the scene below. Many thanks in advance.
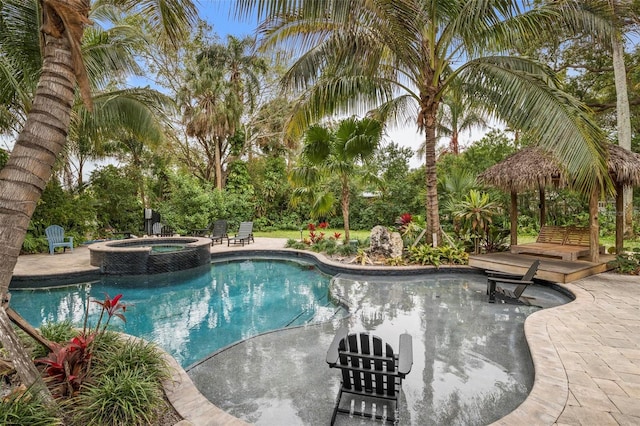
[538,185,546,227]
[589,187,600,263]
[510,190,518,246]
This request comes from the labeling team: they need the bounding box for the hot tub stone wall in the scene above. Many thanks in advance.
[89,237,211,275]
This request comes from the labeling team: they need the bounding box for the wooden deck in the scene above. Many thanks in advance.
[468,252,615,283]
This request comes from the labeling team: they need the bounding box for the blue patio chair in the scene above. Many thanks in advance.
[44,225,74,255]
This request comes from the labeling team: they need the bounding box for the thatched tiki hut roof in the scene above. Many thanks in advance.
[478,147,566,192]
[478,147,566,248]
[606,144,640,187]
[478,144,640,258]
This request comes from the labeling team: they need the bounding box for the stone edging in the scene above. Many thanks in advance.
[160,346,249,426]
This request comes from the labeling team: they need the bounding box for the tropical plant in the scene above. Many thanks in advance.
[289,117,383,241]
[70,368,164,426]
[420,85,488,156]
[407,244,468,266]
[242,0,612,247]
[481,226,511,254]
[336,243,357,256]
[451,190,502,254]
[350,248,373,265]
[35,293,128,397]
[155,171,225,234]
[89,165,142,234]
[611,248,640,275]
[407,245,441,267]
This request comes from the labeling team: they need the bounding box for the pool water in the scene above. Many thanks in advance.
[10,259,344,367]
[150,244,185,253]
[192,273,573,425]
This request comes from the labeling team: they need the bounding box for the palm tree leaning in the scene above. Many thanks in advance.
[239,0,613,246]
[0,0,196,402]
[290,117,383,242]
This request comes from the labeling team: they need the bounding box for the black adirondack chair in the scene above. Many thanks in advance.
[487,260,541,304]
[326,327,413,425]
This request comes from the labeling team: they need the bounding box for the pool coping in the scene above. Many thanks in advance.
[164,247,578,426]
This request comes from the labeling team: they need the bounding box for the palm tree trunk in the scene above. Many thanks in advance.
[450,130,459,155]
[424,115,441,246]
[341,175,350,242]
[214,138,223,190]
[0,27,78,404]
[611,29,633,236]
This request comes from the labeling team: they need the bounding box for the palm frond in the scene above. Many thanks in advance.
[456,55,609,193]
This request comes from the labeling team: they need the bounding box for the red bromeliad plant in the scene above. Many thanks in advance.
[395,213,413,233]
[92,293,127,335]
[306,222,330,244]
[333,232,342,240]
[35,293,128,397]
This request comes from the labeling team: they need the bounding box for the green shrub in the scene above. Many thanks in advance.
[32,320,77,358]
[336,243,357,256]
[611,248,640,275]
[70,369,163,426]
[285,239,307,250]
[89,165,142,234]
[407,244,469,267]
[156,172,225,234]
[92,340,169,384]
[21,233,48,254]
[408,245,441,267]
[0,389,61,426]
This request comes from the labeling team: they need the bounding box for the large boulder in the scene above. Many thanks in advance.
[369,226,403,258]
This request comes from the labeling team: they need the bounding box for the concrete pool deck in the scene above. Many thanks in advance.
[10,238,640,425]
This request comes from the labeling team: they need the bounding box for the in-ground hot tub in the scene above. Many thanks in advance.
[89,237,212,275]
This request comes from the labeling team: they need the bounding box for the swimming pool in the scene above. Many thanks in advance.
[10,257,573,425]
[10,258,345,367]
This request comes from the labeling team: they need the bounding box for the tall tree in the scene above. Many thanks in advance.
[289,116,382,241]
[608,0,635,234]
[180,35,266,189]
[239,0,612,246]
[0,0,196,400]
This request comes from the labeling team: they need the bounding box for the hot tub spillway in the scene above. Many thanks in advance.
[89,237,211,275]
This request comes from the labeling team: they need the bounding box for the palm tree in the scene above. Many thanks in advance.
[0,0,196,400]
[239,0,612,246]
[0,1,175,189]
[437,89,489,156]
[289,116,382,241]
[180,35,266,189]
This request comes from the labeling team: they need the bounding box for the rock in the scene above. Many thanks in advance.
[369,226,403,258]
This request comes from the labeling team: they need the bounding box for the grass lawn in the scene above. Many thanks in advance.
[254,229,640,252]
[253,228,371,241]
